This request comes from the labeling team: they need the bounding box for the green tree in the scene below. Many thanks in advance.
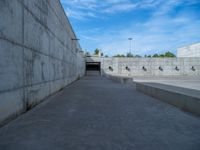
[113,54,125,57]
[159,54,165,57]
[153,54,159,57]
[147,51,176,58]
[94,49,100,55]
[126,52,134,57]
[85,52,90,57]
[147,55,152,58]
[164,51,176,57]
[135,55,142,58]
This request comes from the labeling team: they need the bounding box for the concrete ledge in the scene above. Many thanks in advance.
[136,82,200,115]
[103,73,132,84]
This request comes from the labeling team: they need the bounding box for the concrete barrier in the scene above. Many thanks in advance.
[136,82,200,115]
[103,73,132,84]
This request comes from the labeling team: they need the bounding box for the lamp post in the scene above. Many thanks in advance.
[71,38,80,41]
[128,38,133,54]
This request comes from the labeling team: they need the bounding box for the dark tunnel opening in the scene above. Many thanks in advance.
[86,62,101,75]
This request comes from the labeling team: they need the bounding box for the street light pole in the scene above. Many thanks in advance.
[128,38,132,54]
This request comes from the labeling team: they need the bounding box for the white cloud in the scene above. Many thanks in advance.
[64,8,97,20]
[61,0,200,56]
[80,14,200,56]
[61,0,137,20]
[103,3,137,13]
[61,0,200,20]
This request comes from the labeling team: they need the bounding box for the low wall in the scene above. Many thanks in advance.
[136,82,200,115]
[102,72,132,84]
[0,0,85,125]
[99,57,200,76]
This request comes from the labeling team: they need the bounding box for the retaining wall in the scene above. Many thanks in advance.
[98,57,200,76]
[136,82,200,115]
[0,0,85,124]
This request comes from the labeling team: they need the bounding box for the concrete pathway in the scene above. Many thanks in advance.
[0,75,200,150]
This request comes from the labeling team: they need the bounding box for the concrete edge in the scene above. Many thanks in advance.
[136,82,200,116]
[102,73,132,84]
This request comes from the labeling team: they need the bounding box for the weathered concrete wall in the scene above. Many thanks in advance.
[0,0,85,124]
[177,43,200,57]
[87,57,200,76]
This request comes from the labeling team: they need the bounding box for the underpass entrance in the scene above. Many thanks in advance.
[86,62,101,75]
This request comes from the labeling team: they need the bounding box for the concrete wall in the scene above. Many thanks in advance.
[177,43,200,57]
[87,57,200,76]
[0,0,85,124]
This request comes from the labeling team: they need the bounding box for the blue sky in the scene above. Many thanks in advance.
[61,0,200,56]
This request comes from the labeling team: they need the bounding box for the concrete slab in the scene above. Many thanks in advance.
[0,89,24,125]
[133,76,200,91]
[23,0,49,27]
[24,9,50,55]
[25,82,50,109]
[134,76,200,115]
[0,0,22,44]
[0,39,23,92]
[0,75,200,150]
[24,48,50,86]
[136,82,200,115]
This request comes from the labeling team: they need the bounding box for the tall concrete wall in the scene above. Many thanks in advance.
[87,57,200,76]
[0,0,85,124]
[177,43,200,57]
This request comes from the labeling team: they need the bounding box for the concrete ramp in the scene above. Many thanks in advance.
[0,75,200,149]
[86,71,101,76]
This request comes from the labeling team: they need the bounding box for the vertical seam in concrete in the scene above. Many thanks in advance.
[21,0,26,110]
[48,21,51,99]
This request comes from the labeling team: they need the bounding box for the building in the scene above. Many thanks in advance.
[177,43,200,57]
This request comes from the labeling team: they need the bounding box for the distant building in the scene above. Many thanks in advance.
[177,43,200,57]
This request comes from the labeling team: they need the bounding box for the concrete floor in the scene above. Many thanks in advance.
[0,74,200,150]
[133,76,200,91]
